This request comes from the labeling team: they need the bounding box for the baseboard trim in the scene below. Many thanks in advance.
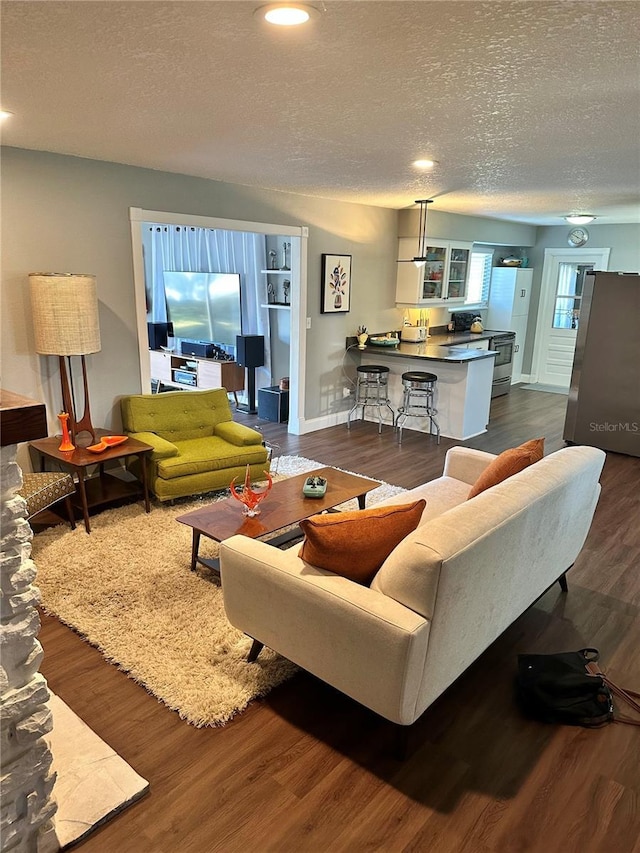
[296,410,350,434]
[516,373,532,384]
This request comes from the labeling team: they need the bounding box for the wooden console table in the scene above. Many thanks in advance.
[149,350,244,397]
[29,430,153,534]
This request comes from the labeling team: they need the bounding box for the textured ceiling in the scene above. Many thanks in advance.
[2,0,639,224]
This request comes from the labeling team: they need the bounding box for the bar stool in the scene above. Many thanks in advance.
[395,371,440,445]
[347,365,395,434]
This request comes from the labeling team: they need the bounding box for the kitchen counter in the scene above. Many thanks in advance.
[360,330,502,362]
[362,340,495,362]
[348,333,497,441]
[429,329,506,345]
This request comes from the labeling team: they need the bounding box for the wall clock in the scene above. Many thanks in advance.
[568,227,589,247]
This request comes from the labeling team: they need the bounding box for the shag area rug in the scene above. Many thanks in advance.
[32,456,405,727]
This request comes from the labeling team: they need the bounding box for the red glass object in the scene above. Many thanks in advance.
[230,464,273,517]
[57,412,75,452]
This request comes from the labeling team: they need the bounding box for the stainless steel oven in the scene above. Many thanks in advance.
[489,332,516,397]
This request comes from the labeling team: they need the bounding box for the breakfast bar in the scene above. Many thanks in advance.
[349,335,496,440]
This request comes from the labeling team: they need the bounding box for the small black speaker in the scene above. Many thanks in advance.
[235,335,265,368]
[181,340,216,359]
[258,386,289,423]
[147,322,173,350]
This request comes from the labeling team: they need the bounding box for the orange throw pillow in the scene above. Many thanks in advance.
[467,438,545,499]
[298,500,426,584]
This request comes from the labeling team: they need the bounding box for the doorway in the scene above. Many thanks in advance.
[129,208,307,434]
[532,247,610,388]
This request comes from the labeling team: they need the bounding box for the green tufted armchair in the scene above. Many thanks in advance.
[120,389,269,501]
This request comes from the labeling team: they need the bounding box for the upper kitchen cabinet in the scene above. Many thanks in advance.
[395,238,473,305]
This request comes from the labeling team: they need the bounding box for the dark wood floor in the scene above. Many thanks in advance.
[38,387,640,853]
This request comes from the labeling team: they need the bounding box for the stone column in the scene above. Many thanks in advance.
[1,444,58,853]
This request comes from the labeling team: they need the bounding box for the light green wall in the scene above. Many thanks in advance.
[4,146,636,442]
[1,147,399,435]
[523,224,640,374]
[398,208,537,246]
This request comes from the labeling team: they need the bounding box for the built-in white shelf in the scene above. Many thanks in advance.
[260,303,291,310]
[260,270,292,275]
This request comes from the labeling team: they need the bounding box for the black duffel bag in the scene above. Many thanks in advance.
[516,648,640,728]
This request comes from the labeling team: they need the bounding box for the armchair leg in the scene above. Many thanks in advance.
[247,639,264,662]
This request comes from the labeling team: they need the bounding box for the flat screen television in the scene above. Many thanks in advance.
[163,271,242,347]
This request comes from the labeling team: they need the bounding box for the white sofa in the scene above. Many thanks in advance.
[220,445,606,726]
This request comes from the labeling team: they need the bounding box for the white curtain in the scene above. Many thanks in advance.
[143,224,270,385]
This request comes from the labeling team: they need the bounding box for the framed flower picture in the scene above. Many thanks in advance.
[321,254,352,313]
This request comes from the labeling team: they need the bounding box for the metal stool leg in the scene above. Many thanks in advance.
[396,372,440,445]
[347,367,394,433]
[396,385,410,444]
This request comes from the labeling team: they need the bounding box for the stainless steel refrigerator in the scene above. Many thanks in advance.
[563,271,640,456]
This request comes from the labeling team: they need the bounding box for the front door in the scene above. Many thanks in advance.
[532,248,610,388]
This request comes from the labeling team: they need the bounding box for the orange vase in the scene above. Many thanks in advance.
[58,412,75,452]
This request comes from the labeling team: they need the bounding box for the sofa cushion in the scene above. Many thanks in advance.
[128,431,178,460]
[215,421,264,447]
[467,437,544,499]
[298,500,426,584]
[374,476,471,525]
[156,436,269,480]
[371,526,442,620]
[121,389,232,442]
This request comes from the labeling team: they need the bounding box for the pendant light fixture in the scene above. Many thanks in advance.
[413,199,434,268]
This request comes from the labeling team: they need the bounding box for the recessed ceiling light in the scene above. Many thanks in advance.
[412,159,438,170]
[0,110,13,121]
[565,214,596,225]
[257,3,317,25]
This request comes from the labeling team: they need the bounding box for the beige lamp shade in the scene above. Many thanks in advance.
[29,273,101,355]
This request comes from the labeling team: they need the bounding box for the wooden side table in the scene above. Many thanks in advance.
[29,430,153,534]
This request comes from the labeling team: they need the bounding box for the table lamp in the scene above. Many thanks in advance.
[29,273,101,444]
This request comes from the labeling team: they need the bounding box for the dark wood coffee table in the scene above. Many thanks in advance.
[176,466,380,575]
[29,430,153,533]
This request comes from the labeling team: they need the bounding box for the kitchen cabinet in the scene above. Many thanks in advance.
[149,350,244,394]
[487,267,533,383]
[396,238,473,305]
[457,339,491,351]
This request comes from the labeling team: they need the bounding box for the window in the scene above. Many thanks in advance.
[552,262,593,329]
[464,252,492,306]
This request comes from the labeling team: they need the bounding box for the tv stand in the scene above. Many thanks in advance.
[149,350,244,399]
